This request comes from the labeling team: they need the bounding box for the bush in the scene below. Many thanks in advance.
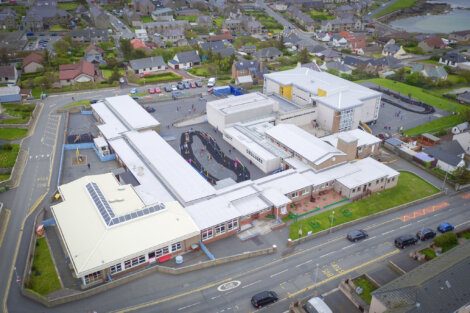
[434,232,458,252]
[1,143,13,151]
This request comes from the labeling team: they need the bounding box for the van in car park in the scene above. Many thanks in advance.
[394,234,418,249]
[251,291,278,308]
[207,77,216,87]
[303,297,333,313]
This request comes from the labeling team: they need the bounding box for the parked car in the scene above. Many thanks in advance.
[172,91,183,99]
[437,222,454,233]
[155,87,161,94]
[304,297,333,313]
[195,81,203,87]
[190,81,196,88]
[207,77,216,87]
[251,291,278,308]
[130,88,137,94]
[119,77,125,84]
[144,106,155,113]
[171,85,178,91]
[183,81,191,89]
[347,230,368,242]
[177,82,184,90]
[394,235,418,249]
[148,88,156,94]
[90,99,99,104]
[164,85,172,92]
[416,228,436,241]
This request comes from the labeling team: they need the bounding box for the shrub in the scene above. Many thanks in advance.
[2,143,13,151]
[434,232,458,252]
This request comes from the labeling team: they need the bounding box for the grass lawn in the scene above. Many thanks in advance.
[102,68,125,80]
[353,276,378,304]
[309,9,334,20]
[50,24,66,31]
[0,128,28,141]
[57,2,78,10]
[175,15,197,23]
[458,230,470,239]
[27,237,61,296]
[289,172,439,239]
[0,103,35,125]
[404,114,464,137]
[32,87,42,99]
[141,15,153,23]
[0,144,20,168]
[136,72,182,84]
[0,173,10,181]
[213,17,224,29]
[420,247,436,260]
[373,0,418,18]
[244,10,283,33]
[63,99,91,109]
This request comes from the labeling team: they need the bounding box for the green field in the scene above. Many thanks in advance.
[0,103,35,125]
[175,15,197,23]
[244,10,283,33]
[0,173,10,181]
[289,172,439,239]
[50,24,66,31]
[57,2,79,11]
[373,0,418,18]
[0,144,20,169]
[63,99,91,109]
[27,237,61,296]
[309,10,334,20]
[141,15,153,23]
[102,68,125,79]
[0,128,28,141]
[136,72,182,84]
[353,276,378,304]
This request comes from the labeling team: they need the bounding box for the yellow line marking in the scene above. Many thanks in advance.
[0,209,11,248]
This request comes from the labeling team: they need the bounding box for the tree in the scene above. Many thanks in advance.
[452,167,470,184]
[277,35,284,50]
[108,67,121,83]
[0,48,9,65]
[298,48,310,64]
[119,38,132,60]
[53,39,71,56]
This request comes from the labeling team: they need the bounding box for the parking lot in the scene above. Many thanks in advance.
[24,34,61,52]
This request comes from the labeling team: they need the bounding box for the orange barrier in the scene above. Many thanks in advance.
[400,201,449,222]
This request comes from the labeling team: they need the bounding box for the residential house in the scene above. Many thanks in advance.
[239,45,257,55]
[151,8,173,20]
[135,28,149,41]
[197,15,212,27]
[176,8,200,16]
[418,36,446,52]
[208,0,225,9]
[342,55,367,68]
[449,30,470,42]
[23,2,70,31]
[0,8,16,30]
[22,52,44,74]
[382,39,407,59]
[316,48,341,61]
[59,60,97,86]
[90,6,109,29]
[84,44,106,65]
[411,63,448,80]
[0,86,21,103]
[242,16,263,35]
[320,61,352,74]
[223,13,243,33]
[129,56,166,75]
[200,41,235,58]
[143,20,189,35]
[286,6,315,32]
[0,31,27,52]
[439,52,466,67]
[320,14,362,32]
[168,50,201,69]
[272,3,288,11]
[133,0,156,15]
[232,59,263,84]
[0,65,18,84]
[130,38,148,50]
[335,4,355,15]
[284,31,302,47]
[367,56,402,72]
[347,34,366,55]
[457,91,470,105]
[453,131,470,154]
[332,34,348,48]
[316,32,331,42]
[123,7,141,25]
[301,61,321,71]
[423,140,466,173]
[254,47,282,62]
[207,32,234,43]
[70,28,109,43]
[159,28,187,46]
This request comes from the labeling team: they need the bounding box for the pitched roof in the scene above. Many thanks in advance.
[23,52,44,67]
[234,59,260,71]
[200,40,225,51]
[59,60,95,80]
[207,32,233,42]
[255,47,282,58]
[0,65,16,78]
[411,63,447,79]
[175,50,200,63]
[441,52,466,63]
[129,56,165,70]
[70,28,109,41]
[457,91,470,104]
[423,140,465,166]
[323,61,351,73]
[130,38,147,49]
[423,36,445,48]
[85,44,104,54]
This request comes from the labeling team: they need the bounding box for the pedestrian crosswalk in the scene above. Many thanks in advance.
[29,154,50,160]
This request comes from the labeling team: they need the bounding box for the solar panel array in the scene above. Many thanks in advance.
[85,182,166,227]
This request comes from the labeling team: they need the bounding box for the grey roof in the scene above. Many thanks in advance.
[369,56,401,68]
[255,47,282,59]
[411,63,447,79]
[383,43,400,54]
[372,241,470,313]
[234,59,259,71]
[215,47,235,58]
[70,28,109,41]
[441,52,466,64]
[200,40,225,51]
[129,56,165,70]
[0,8,16,18]
[24,5,68,21]
[457,91,470,104]
[343,55,367,66]
[161,28,184,37]
[284,32,302,45]
[318,48,340,58]
[175,50,200,63]
[301,62,321,72]
[152,8,173,15]
[324,61,351,73]
[423,140,465,166]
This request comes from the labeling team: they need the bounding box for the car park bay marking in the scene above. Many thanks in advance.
[400,201,449,222]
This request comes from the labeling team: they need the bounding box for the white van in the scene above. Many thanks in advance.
[207,77,216,87]
[304,297,333,313]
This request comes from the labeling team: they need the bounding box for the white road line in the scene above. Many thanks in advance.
[270,269,288,278]
[456,220,470,228]
[320,251,336,258]
[322,287,339,297]
[210,295,221,300]
[342,244,354,250]
[242,280,262,289]
[417,217,428,223]
[177,302,200,311]
[399,224,411,229]
[433,213,442,217]
[382,230,394,236]
[363,236,376,242]
[295,260,313,268]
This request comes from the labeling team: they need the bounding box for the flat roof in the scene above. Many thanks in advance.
[51,173,199,277]
[92,101,128,140]
[336,157,399,189]
[322,129,382,147]
[255,169,312,195]
[207,92,277,116]
[124,131,216,204]
[266,124,345,165]
[105,95,160,131]
[224,126,279,162]
[264,66,380,110]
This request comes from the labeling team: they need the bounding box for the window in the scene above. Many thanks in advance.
[155,246,170,257]
[215,223,226,235]
[227,219,238,231]
[171,242,182,252]
[110,263,122,274]
[302,188,310,195]
[352,188,355,193]
[125,255,146,269]
[246,149,263,164]
[339,108,354,132]
[84,271,102,284]
[381,178,384,182]
[202,228,213,241]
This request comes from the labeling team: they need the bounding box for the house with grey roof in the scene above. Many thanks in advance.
[151,8,173,20]
[320,14,362,32]
[316,48,340,61]
[71,28,109,43]
[223,13,243,33]
[0,65,18,84]
[457,91,470,105]
[159,28,187,46]
[197,15,212,27]
[232,59,264,84]
[371,241,470,313]
[423,140,466,172]
[23,2,70,31]
[133,0,156,15]
[84,44,106,65]
[90,6,109,29]
[239,45,257,55]
[320,61,352,75]
[143,20,189,35]
[254,47,282,62]
[439,52,467,67]
[129,56,167,75]
[411,63,448,80]
[286,6,314,32]
[382,39,407,59]
[283,31,302,47]
[168,50,201,69]
[200,41,235,58]
[0,8,17,30]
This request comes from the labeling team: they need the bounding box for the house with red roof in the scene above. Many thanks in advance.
[23,52,45,74]
[59,60,97,86]
[418,36,446,52]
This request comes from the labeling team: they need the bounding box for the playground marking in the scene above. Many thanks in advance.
[400,201,449,222]
[461,193,470,200]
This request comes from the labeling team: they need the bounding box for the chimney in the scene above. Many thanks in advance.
[336,133,358,161]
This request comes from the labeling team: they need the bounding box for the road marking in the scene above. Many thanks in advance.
[382,230,394,235]
[320,251,335,258]
[363,236,376,242]
[364,218,399,230]
[417,217,428,223]
[322,287,339,297]
[399,224,411,229]
[342,244,354,250]
[295,260,313,268]
[177,302,200,311]
[456,220,470,228]
[217,281,241,292]
[241,280,262,289]
[270,269,288,278]
[433,213,442,217]
[210,295,221,300]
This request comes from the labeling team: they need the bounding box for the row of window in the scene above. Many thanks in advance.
[350,176,395,193]
[84,271,103,284]
[202,219,239,241]
[246,149,264,164]
[125,255,146,270]
[291,188,310,199]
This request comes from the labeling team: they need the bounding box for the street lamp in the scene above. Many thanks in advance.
[329,210,335,234]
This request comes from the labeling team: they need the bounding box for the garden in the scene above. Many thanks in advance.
[309,9,334,20]
[0,103,35,125]
[352,275,378,304]
[373,0,418,18]
[289,172,439,239]
[244,10,284,34]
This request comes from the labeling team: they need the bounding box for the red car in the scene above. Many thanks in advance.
[155,87,161,94]
[148,88,156,94]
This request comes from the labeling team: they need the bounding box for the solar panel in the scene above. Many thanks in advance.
[85,182,166,227]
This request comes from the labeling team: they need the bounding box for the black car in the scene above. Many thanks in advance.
[177,83,184,90]
[394,234,418,249]
[164,85,172,92]
[195,81,203,87]
[251,291,278,308]
[144,106,155,113]
[416,228,436,241]
[347,230,368,242]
